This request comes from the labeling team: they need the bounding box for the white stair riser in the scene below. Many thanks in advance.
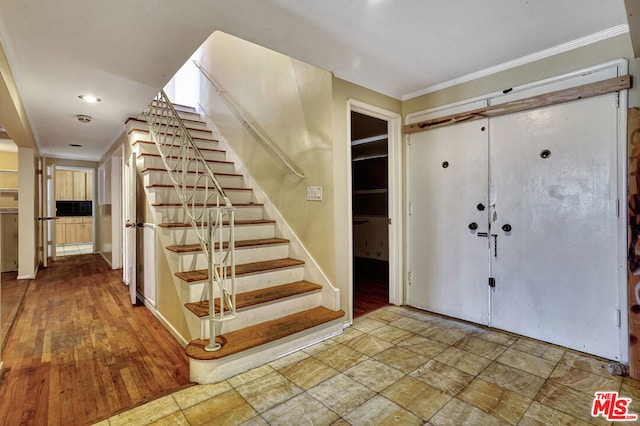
[170,244,290,273]
[140,156,235,175]
[153,205,264,223]
[150,102,197,115]
[142,170,244,188]
[148,188,253,205]
[141,114,209,131]
[129,130,219,150]
[195,292,323,339]
[135,143,226,162]
[126,120,214,140]
[181,265,306,300]
[159,224,275,245]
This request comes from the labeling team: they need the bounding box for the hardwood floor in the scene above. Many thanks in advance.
[1,272,28,351]
[353,257,391,318]
[0,255,191,425]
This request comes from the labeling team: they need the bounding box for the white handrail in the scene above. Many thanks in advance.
[193,60,305,179]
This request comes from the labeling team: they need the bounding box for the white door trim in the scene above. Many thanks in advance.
[347,99,403,319]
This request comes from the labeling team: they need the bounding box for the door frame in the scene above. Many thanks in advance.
[347,99,403,321]
[52,165,96,257]
[405,59,629,361]
[123,151,137,305]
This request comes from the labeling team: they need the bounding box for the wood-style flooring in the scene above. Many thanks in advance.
[1,272,28,351]
[353,257,391,318]
[0,255,191,426]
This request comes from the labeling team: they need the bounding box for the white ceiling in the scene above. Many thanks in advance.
[0,0,630,161]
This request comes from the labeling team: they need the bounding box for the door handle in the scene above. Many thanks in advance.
[502,224,512,232]
[468,222,478,230]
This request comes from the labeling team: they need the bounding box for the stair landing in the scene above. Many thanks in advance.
[186,307,344,361]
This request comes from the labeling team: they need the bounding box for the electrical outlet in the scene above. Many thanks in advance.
[306,186,322,201]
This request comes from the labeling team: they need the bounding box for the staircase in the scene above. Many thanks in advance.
[125,98,344,384]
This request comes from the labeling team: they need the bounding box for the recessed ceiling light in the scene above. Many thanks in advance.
[78,94,101,103]
[69,144,83,147]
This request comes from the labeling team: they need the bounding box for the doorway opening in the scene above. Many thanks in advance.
[53,167,94,258]
[351,111,391,317]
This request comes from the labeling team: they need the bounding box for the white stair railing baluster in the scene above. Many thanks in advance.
[144,91,236,352]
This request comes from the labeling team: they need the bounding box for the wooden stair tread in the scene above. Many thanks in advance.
[128,129,219,144]
[146,113,205,126]
[126,117,211,133]
[138,152,233,165]
[132,140,223,153]
[146,184,251,191]
[176,258,305,283]
[157,219,271,227]
[185,307,345,360]
[166,238,289,253]
[140,167,241,177]
[184,281,322,317]
[150,100,196,111]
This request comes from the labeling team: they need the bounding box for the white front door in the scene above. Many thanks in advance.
[407,93,624,360]
[489,94,623,360]
[408,119,490,325]
[123,153,137,305]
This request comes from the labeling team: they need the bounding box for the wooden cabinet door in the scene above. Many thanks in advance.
[55,170,74,200]
[73,171,85,200]
[85,172,92,200]
[80,218,92,242]
[56,221,66,244]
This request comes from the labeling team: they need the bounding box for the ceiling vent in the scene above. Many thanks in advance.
[77,114,92,123]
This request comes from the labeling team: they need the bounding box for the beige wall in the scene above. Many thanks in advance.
[195,31,337,281]
[404,34,636,115]
[0,43,36,149]
[331,77,401,319]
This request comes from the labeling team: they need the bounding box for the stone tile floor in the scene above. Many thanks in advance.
[94,305,640,425]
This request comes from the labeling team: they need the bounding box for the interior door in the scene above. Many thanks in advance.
[489,93,623,360]
[408,119,490,324]
[123,153,137,305]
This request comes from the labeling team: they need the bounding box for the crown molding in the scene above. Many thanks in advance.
[403,24,630,101]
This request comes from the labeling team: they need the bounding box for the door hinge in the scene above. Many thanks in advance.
[615,93,620,108]
[408,202,412,216]
[617,198,620,217]
[488,277,496,288]
[388,217,392,225]
[616,309,621,327]
[408,271,412,285]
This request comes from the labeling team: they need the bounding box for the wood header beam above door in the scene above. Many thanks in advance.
[403,75,631,134]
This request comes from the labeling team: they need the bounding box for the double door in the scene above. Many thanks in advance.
[408,93,624,361]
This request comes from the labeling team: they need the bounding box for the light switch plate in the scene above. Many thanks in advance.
[306,186,322,201]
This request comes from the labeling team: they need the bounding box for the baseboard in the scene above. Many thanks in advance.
[143,300,189,348]
[99,252,113,268]
[17,273,36,280]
